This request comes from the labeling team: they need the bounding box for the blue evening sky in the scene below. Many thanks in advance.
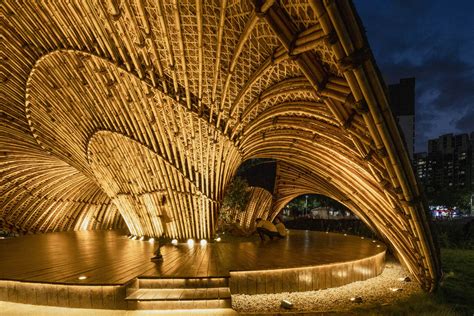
[354,0,474,151]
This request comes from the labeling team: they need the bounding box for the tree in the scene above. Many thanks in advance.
[219,177,250,226]
[427,188,472,212]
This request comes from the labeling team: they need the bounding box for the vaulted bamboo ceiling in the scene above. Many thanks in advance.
[1,0,439,290]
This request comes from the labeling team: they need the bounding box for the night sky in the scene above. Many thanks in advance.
[353,0,474,152]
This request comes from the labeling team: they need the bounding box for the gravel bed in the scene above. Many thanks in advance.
[232,261,421,313]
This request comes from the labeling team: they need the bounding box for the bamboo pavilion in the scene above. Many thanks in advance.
[1,0,440,291]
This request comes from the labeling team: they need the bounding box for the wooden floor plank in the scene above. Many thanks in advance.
[0,230,385,285]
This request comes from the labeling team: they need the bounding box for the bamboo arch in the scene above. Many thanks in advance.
[0,0,439,290]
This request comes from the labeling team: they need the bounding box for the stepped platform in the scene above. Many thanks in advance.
[0,230,386,310]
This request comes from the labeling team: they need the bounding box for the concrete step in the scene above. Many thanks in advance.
[138,277,229,289]
[125,287,231,301]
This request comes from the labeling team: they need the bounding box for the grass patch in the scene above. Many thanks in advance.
[438,248,474,314]
[352,248,474,315]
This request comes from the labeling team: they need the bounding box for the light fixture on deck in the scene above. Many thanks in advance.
[187,239,195,246]
[350,296,363,303]
[376,245,381,248]
[139,236,145,241]
[78,276,87,280]
[390,287,403,292]
[398,276,411,282]
[148,238,155,243]
[280,299,293,309]
[215,237,221,242]
[200,239,207,246]
[344,233,347,236]
[361,237,365,239]
[171,239,178,245]
[131,235,137,240]
[372,240,376,243]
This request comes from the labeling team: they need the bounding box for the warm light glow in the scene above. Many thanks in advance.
[171,239,178,245]
[148,238,155,243]
[215,237,222,242]
[376,245,381,248]
[200,239,207,246]
[334,270,348,278]
[187,239,194,246]
[344,233,347,236]
[372,240,376,243]
[78,276,87,280]
[390,287,402,292]
[139,236,145,241]
[361,237,365,239]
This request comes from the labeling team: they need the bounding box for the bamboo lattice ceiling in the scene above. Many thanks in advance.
[0,0,439,290]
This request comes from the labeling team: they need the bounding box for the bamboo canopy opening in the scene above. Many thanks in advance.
[0,0,440,291]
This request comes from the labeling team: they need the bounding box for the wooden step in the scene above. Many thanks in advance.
[127,298,232,310]
[138,277,229,289]
[125,287,231,301]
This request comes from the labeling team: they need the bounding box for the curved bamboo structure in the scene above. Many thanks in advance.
[1,0,439,290]
[236,186,273,232]
[271,160,380,235]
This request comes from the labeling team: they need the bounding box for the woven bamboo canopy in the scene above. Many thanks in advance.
[1,0,439,290]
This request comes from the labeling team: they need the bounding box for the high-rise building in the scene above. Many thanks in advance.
[389,78,416,161]
[414,132,474,194]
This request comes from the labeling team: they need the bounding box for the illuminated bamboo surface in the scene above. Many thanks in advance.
[271,161,379,233]
[1,1,439,290]
[236,187,273,231]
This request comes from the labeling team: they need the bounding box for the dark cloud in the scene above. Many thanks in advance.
[456,109,474,131]
[354,0,474,151]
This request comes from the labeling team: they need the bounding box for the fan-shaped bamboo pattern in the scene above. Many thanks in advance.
[1,0,439,290]
[235,187,273,232]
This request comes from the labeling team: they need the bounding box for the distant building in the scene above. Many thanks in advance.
[414,132,474,194]
[389,78,415,160]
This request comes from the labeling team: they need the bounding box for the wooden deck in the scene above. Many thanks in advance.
[0,230,386,286]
